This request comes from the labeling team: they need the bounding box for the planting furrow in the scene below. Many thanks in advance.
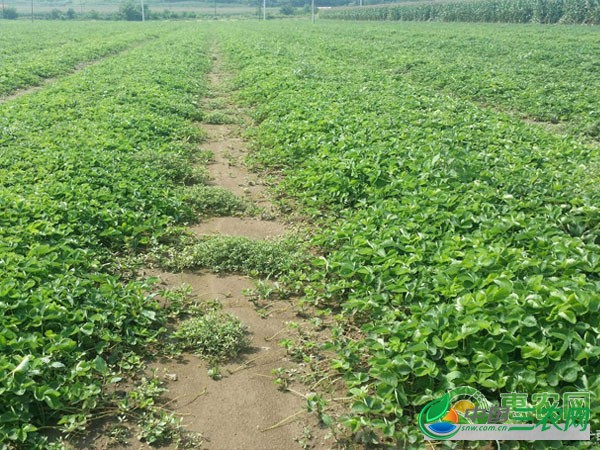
[0,22,169,98]
[0,35,162,104]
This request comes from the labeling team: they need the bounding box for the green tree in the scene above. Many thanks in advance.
[2,7,18,19]
[50,8,63,19]
[280,4,296,14]
[119,0,148,21]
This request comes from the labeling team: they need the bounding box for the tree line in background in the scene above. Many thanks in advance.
[1,0,355,21]
[2,3,191,20]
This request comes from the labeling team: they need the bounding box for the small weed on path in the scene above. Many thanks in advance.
[173,312,249,360]
[158,235,305,277]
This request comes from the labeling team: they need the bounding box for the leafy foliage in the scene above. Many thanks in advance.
[2,7,17,19]
[216,21,600,447]
[3,19,598,449]
[173,312,249,359]
[248,21,600,141]
[0,22,167,96]
[183,185,252,216]
[160,235,305,276]
[0,24,211,447]
[203,110,237,125]
[119,0,150,21]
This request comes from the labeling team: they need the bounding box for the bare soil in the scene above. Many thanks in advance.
[190,217,287,240]
[150,273,310,450]
[200,125,275,210]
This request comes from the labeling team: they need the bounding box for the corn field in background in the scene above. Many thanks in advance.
[320,0,600,24]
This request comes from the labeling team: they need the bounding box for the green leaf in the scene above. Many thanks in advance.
[522,342,549,359]
[352,401,370,414]
[92,356,108,375]
[321,413,334,427]
[557,310,576,324]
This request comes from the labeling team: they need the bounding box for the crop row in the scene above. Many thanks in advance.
[309,21,600,141]
[0,23,209,448]
[320,0,600,25]
[216,21,599,447]
[0,22,167,96]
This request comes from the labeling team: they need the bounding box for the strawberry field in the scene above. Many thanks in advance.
[1,19,599,449]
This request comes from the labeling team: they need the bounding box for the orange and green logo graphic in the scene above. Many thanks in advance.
[418,386,591,441]
[418,386,490,440]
